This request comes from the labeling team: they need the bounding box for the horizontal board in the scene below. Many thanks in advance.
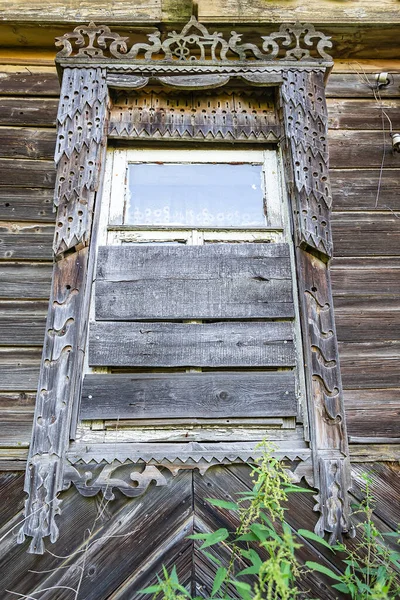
[327,98,400,130]
[339,341,400,388]
[0,158,55,188]
[326,73,400,98]
[0,301,47,345]
[331,264,400,298]
[81,371,297,420]
[0,262,52,299]
[329,131,399,169]
[0,187,55,222]
[96,244,294,320]
[0,68,59,96]
[331,214,400,257]
[335,310,400,342]
[0,127,56,160]
[89,321,295,367]
[331,169,400,211]
[0,347,41,391]
[0,97,57,127]
[0,224,54,260]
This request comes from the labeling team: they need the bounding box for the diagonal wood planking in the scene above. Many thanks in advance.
[1,464,400,599]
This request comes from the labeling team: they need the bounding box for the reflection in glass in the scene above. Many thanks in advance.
[125,163,265,227]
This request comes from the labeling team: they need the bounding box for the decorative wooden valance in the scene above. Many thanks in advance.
[19,16,353,555]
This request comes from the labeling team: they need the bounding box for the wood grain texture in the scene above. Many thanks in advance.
[329,131,400,169]
[89,321,295,368]
[0,187,55,223]
[80,371,297,420]
[0,158,55,188]
[0,68,59,96]
[0,262,52,299]
[331,214,400,257]
[0,301,47,345]
[0,128,56,160]
[331,170,400,212]
[0,224,53,260]
[326,73,400,98]
[0,347,41,391]
[0,97,57,127]
[327,98,400,130]
[96,244,294,320]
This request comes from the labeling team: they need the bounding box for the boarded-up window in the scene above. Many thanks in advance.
[78,147,307,447]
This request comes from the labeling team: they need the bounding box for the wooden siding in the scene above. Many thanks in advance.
[0,462,399,599]
[95,244,294,320]
[0,60,57,456]
[0,56,399,450]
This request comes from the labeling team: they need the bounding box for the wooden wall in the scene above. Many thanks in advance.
[0,56,399,460]
[0,42,399,599]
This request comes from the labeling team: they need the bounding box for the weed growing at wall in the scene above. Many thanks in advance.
[141,444,400,600]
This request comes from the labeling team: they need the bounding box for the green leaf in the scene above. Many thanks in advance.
[187,533,213,540]
[237,565,260,576]
[139,584,162,593]
[233,581,253,600]
[211,567,227,596]
[206,498,239,511]
[305,562,343,582]
[170,565,179,584]
[199,528,229,550]
[203,550,222,567]
[298,529,333,549]
[332,583,351,594]
[283,485,314,493]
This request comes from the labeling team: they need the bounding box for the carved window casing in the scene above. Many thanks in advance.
[19,18,353,554]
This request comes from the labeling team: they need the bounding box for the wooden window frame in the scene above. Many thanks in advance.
[19,18,353,554]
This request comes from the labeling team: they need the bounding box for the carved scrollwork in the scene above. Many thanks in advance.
[63,462,167,500]
[281,69,333,258]
[54,67,108,255]
[55,17,333,64]
[55,22,129,58]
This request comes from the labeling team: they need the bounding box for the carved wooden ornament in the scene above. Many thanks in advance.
[20,17,353,554]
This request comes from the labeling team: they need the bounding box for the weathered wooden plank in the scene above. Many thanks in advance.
[346,407,400,438]
[0,347,41,391]
[0,68,59,96]
[331,262,400,298]
[326,73,400,98]
[339,342,400,388]
[0,301,47,345]
[335,309,400,342]
[96,244,294,320]
[0,187,55,222]
[0,158,55,188]
[0,97,57,127]
[331,169,400,212]
[329,131,400,169]
[89,321,295,367]
[331,214,400,257]
[0,262,52,299]
[0,224,54,260]
[327,98,400,130]
[80,371,297,420]
[0,418,32,447]
[0,127,56,160]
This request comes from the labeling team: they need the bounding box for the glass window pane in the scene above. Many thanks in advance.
[125,163,266,227]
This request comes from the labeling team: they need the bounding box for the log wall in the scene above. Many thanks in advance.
[0,56,399,458]
[0,33,399,600]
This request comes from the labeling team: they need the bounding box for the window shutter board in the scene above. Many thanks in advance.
[80,372,297,420]
[95,243,294,320]
[89,321,296,368]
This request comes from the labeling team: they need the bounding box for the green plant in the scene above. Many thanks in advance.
[141,448,400,600]
[306,473,400,600]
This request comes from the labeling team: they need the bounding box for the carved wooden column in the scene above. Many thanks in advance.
[281,69,353,542]
[18,67,108,553]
